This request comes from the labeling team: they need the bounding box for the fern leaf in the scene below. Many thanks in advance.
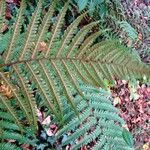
[19,0,43,60]
[0,95,22,131]
[0,1,150,143]
[4,0,26,63]
[55,85,134,150]
[0,72,32,125]
[45,1,69,57]
[25,62,60,118]
[31,1,56,58]
[0,143,21,150]
[0,0,6,34]
[56,12,87,57]
[13,65,37,127]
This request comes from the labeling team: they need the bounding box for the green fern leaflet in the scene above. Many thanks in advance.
[0,0,149,149]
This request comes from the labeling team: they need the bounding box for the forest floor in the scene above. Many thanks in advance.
[110,79,150,149]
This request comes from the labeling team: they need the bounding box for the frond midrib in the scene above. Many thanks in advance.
[0,56,146,68]
[1,57,149,75]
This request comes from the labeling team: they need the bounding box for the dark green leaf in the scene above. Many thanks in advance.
[122,128,134,147]
[77,0,88,11]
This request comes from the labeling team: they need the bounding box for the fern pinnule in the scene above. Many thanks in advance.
[0,143,22,150]
[31,1,56,58]
[19,0,43,60]
[66,21,99,58]
[55,85,133,150]
[45,1,69,57]
[0,0,6,34]
[0,73,32,125]
[76,31,101,58]
[13,65,37,127]
[4,0,26,63]
[56,12,87,57]
[0,95,22,131]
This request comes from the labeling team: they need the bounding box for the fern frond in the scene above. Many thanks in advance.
[0,95,22,131]
[45,1,69,57]
[0,102,36,149]
[55,85,134,150]
[0,0,6,34]
[31,1,56,58]
[4,0,26,63]
[56,12,87,57]
[19,0,43,60]
[0,143,21,150]
[0,72,32,125]
[0,0,149,141]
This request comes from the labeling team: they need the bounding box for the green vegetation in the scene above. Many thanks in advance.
[0,0,149,149]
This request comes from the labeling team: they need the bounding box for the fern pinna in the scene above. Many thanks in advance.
[54,85,134,150]
[0,0,149,149]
